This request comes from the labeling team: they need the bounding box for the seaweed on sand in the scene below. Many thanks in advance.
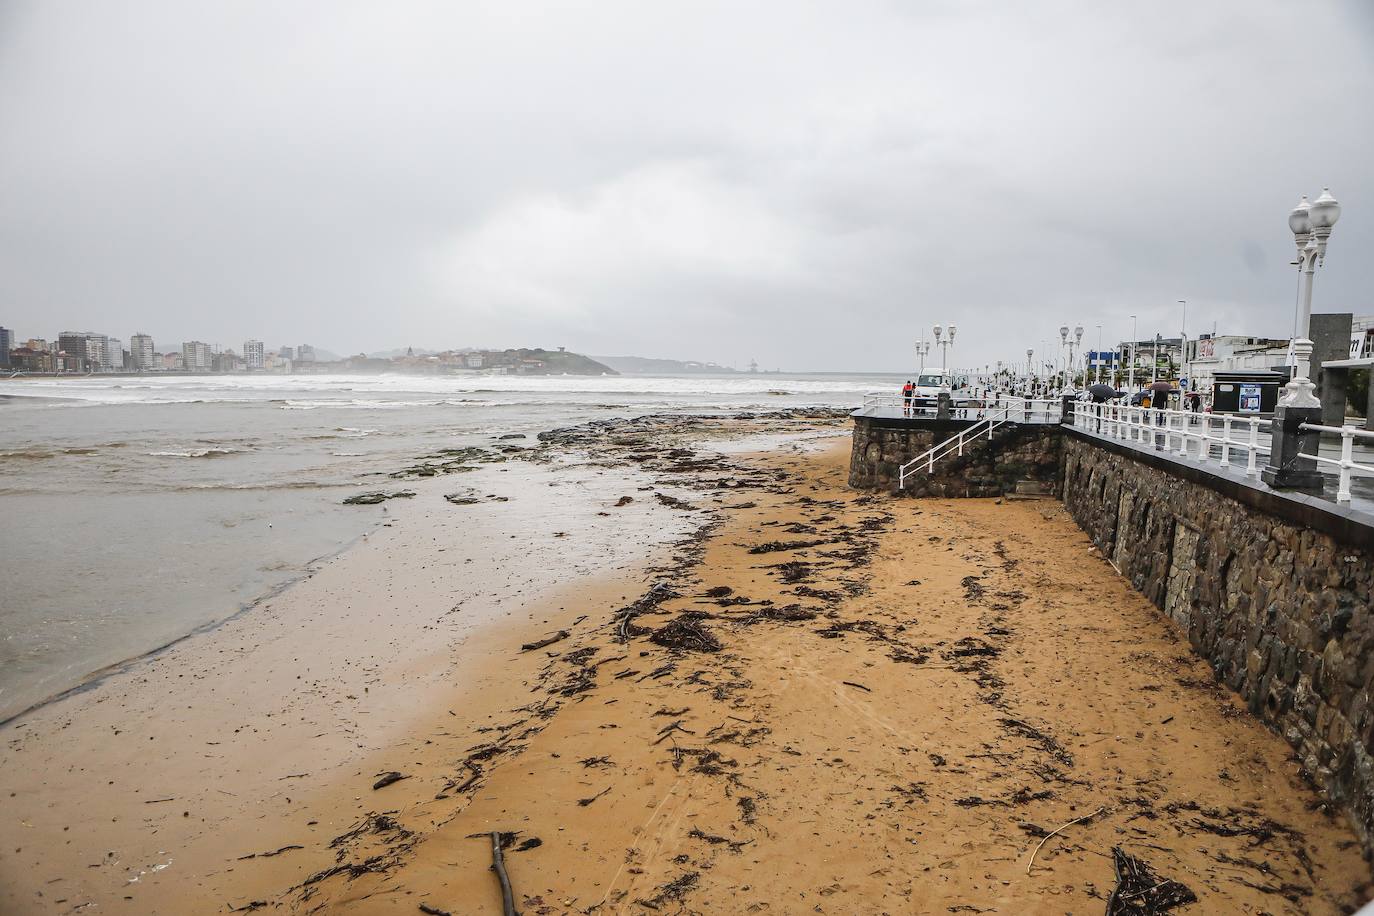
[650,614,722,653]
[1105,847,1197,914]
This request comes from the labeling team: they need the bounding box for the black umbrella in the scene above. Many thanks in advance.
[1148,381,1174,406]
[1087,383,1118,403]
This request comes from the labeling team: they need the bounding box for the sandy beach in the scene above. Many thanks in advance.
[3,413,1370,914]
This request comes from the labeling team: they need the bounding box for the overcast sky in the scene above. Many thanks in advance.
[1,1,1371,371]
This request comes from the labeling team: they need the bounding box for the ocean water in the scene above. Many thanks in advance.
[0,372,891,723]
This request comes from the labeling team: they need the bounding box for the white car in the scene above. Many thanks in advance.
[910,372,977,408]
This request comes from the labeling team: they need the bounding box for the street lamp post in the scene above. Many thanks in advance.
[1128,314,1137,394]
[1094,325,1103,385]
[931,323,955,389]
[1282,188,1341,408]
[1073,325,1084,391]
[948,324,957,382]
[1026,348,1033,395]
[1263,188,1341,490]
[1178,299,1188,390]
[1057,326,1070,394]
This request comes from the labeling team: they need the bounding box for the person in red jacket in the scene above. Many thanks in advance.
[902,380,913,415]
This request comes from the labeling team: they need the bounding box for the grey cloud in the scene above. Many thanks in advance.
[0,0,1371,370]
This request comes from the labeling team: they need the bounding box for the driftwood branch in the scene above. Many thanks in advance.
[490,832,515,916]
[1026,806,1105,875]
[521,629,570,652]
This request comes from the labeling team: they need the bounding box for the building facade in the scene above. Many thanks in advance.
[1352,315,1374,360]
[56,331,118,372]
[10,346,53,373]
[243,340,264,369]
[130,334,156,370]
[1184,335,1293,395]
[104,337,123,372]
[182,340,212,372]
[0,326,12,367]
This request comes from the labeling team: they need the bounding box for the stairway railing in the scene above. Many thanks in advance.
[898,407,1014,490]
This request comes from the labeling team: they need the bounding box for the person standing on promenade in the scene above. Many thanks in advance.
[902,380,913,416]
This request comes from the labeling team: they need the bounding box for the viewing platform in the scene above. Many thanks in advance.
[851,393,1062,424]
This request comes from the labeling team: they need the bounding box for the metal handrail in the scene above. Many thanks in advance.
[859,392,1061,425]
[898,407,1014,489]
[1298,422,1374,504]
[1072,401,1271,478]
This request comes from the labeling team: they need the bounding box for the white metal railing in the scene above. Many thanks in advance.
[898,407,1014,489]
[992,396,1062,425]
[1072,401,1272,478]
[859,392,1061,425]
[1298,422,1374,504]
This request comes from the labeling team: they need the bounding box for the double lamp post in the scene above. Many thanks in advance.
[1263,187,1341,489]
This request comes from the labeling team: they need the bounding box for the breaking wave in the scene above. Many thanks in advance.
[146,447,244,459]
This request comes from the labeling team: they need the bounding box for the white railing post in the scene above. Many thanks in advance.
[1177,411,1190,458]
[1338,428,1354,504]
[1219,416,1232,468]
[1246,420,1259,477]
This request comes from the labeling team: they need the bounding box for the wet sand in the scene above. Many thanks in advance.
[3,415,1371,914]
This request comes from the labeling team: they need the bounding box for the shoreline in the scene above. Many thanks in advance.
[3,411,1370,913]
[0,412,850,914]
[262,425,1370,913]
[0,530,369,730]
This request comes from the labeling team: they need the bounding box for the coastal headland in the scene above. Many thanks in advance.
[2,412,1370,914]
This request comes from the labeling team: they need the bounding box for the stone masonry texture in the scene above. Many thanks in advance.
[1060,435,1374,855]
[848,416,1062,495]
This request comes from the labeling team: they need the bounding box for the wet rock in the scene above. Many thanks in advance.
[343,491,416,505]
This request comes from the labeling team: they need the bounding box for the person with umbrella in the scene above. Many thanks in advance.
[1148,380,1173,445]
[1149,380,1173,410]
[1087,383,1119,403]
[1084,383,1120,432]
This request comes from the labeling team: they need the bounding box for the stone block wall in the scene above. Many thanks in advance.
[1060,433,1374,851]
[848,415,1061,495]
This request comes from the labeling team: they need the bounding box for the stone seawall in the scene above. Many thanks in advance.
[1060,431,1374,852]
[848,415,1061,494]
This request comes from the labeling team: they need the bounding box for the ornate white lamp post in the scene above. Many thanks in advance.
[1282,188,1341,408]
[916,338,931,373]
[1073,325,1084,390]
[1094,325,1103,384]
[1263,188,1340,490]
[1128,314,1137,393]
[1057,326,1069,393]
[932,323,955,390]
